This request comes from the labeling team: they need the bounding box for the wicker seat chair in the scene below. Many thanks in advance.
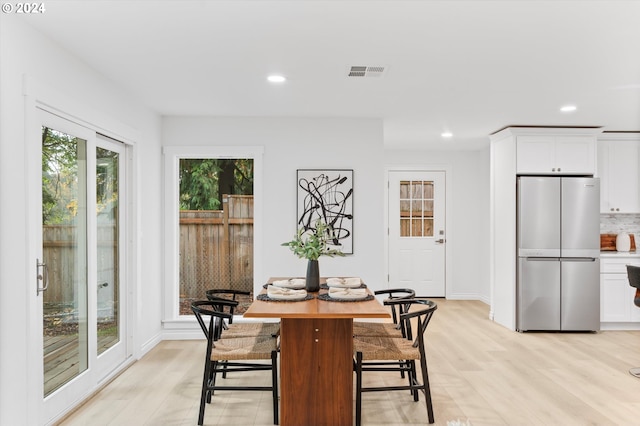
[353,288,415,338]
[191,300,279,425]
[354,298,437,426]
[626,265,640,378]
[205,289,280,338]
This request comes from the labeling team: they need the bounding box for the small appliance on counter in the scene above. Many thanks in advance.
[616,233,631,252]
[517,176,600,332]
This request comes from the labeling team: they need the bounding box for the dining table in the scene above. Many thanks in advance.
[243,277,390,426]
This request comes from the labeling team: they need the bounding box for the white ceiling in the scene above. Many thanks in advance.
[18,0,640,150]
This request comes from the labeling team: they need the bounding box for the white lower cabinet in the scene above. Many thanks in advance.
[600,256,640,325]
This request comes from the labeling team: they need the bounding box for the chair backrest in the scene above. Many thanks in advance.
[205,289,250,323]
[398,298,438,349]
[191,300,234,344]
[627,265,640,290]
[629,265,640,308]
[375,288,416,331]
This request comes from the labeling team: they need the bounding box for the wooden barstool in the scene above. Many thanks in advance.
[625,265,640,378]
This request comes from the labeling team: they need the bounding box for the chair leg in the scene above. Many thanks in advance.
[221,360,228,379]
[355,352,363,426]
[419,356,435,424]
[207,360,219,403]
[271,350,279,425]
[405,360,418,401]
[198,358,212,425]
[403,360,414,397]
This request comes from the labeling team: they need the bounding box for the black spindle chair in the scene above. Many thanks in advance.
[354,298,437,425]
[191,300,279,425]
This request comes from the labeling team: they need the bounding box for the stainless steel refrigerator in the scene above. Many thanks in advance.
[517,176,600,331]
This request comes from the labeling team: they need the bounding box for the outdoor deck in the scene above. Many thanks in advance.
[44,331,118,396]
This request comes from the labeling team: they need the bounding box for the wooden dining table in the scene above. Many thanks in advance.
[244,277,390,426]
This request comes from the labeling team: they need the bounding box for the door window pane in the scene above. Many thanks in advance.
[42,126,88,397]
[398,180,434,237]
[96,147,119,355]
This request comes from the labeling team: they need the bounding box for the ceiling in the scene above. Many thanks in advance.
[17,0,640,150]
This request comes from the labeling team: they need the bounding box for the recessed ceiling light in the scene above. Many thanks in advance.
[441,132,453,138]
[267,75,286,83]
[560,105,577,112]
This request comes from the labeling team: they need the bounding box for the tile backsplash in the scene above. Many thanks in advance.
[600,214,640,238]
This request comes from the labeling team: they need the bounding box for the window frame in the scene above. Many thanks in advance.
[162,146,264,328]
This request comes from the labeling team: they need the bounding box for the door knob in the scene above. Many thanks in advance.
[435,239,445,244]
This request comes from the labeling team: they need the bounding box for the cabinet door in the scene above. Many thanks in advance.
[608,140,640,213]
[600,273,630,322]
[554,136,595,174]
[516,136,555,174]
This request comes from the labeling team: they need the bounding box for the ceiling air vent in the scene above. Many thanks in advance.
[347,65,386,78]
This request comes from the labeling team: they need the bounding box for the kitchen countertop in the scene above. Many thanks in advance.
[600,251,640,257]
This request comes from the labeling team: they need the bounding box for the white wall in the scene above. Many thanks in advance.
[383,148,491,302]
[0,17,162,423]
[161,117,386,295]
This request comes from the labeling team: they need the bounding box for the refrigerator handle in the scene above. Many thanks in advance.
[523,257,561,261]
[560,258,597,262]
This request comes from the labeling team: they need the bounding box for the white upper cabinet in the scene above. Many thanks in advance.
[516,135,596,175]
[598,134,640,213]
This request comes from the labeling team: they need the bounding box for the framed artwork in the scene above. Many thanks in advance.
[297,169,354,254]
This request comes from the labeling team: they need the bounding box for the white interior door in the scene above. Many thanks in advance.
[388,171,446,297]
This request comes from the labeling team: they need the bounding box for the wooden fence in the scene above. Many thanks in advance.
[43,224,117,307]
[42,194,254,307]
[179,194,254,300]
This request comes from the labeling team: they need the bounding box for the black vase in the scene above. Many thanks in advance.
[306,259,320,292]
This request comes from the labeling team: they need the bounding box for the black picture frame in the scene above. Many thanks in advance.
[296,169,354,254]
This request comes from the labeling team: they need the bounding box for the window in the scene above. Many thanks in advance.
[399,180,434,237]
[163,146,263,323]
[178,159,254,315]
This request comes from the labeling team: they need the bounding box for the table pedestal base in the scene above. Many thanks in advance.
[280,318,353,426]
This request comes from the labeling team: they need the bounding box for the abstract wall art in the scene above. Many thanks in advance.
[296,169,354,254]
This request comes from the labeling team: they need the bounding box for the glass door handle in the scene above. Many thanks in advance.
[36,258,49,295]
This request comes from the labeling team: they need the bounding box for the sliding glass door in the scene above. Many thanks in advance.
[38,110,128,422]
[94,136,127,379]
[41,117,90,401]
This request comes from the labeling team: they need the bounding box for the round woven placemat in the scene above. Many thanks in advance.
[317,293,374,303]
[257,293,314,302]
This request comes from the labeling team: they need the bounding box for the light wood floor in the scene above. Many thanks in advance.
[59,300,640,425]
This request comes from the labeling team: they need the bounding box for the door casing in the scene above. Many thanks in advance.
[384,166,452,298]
